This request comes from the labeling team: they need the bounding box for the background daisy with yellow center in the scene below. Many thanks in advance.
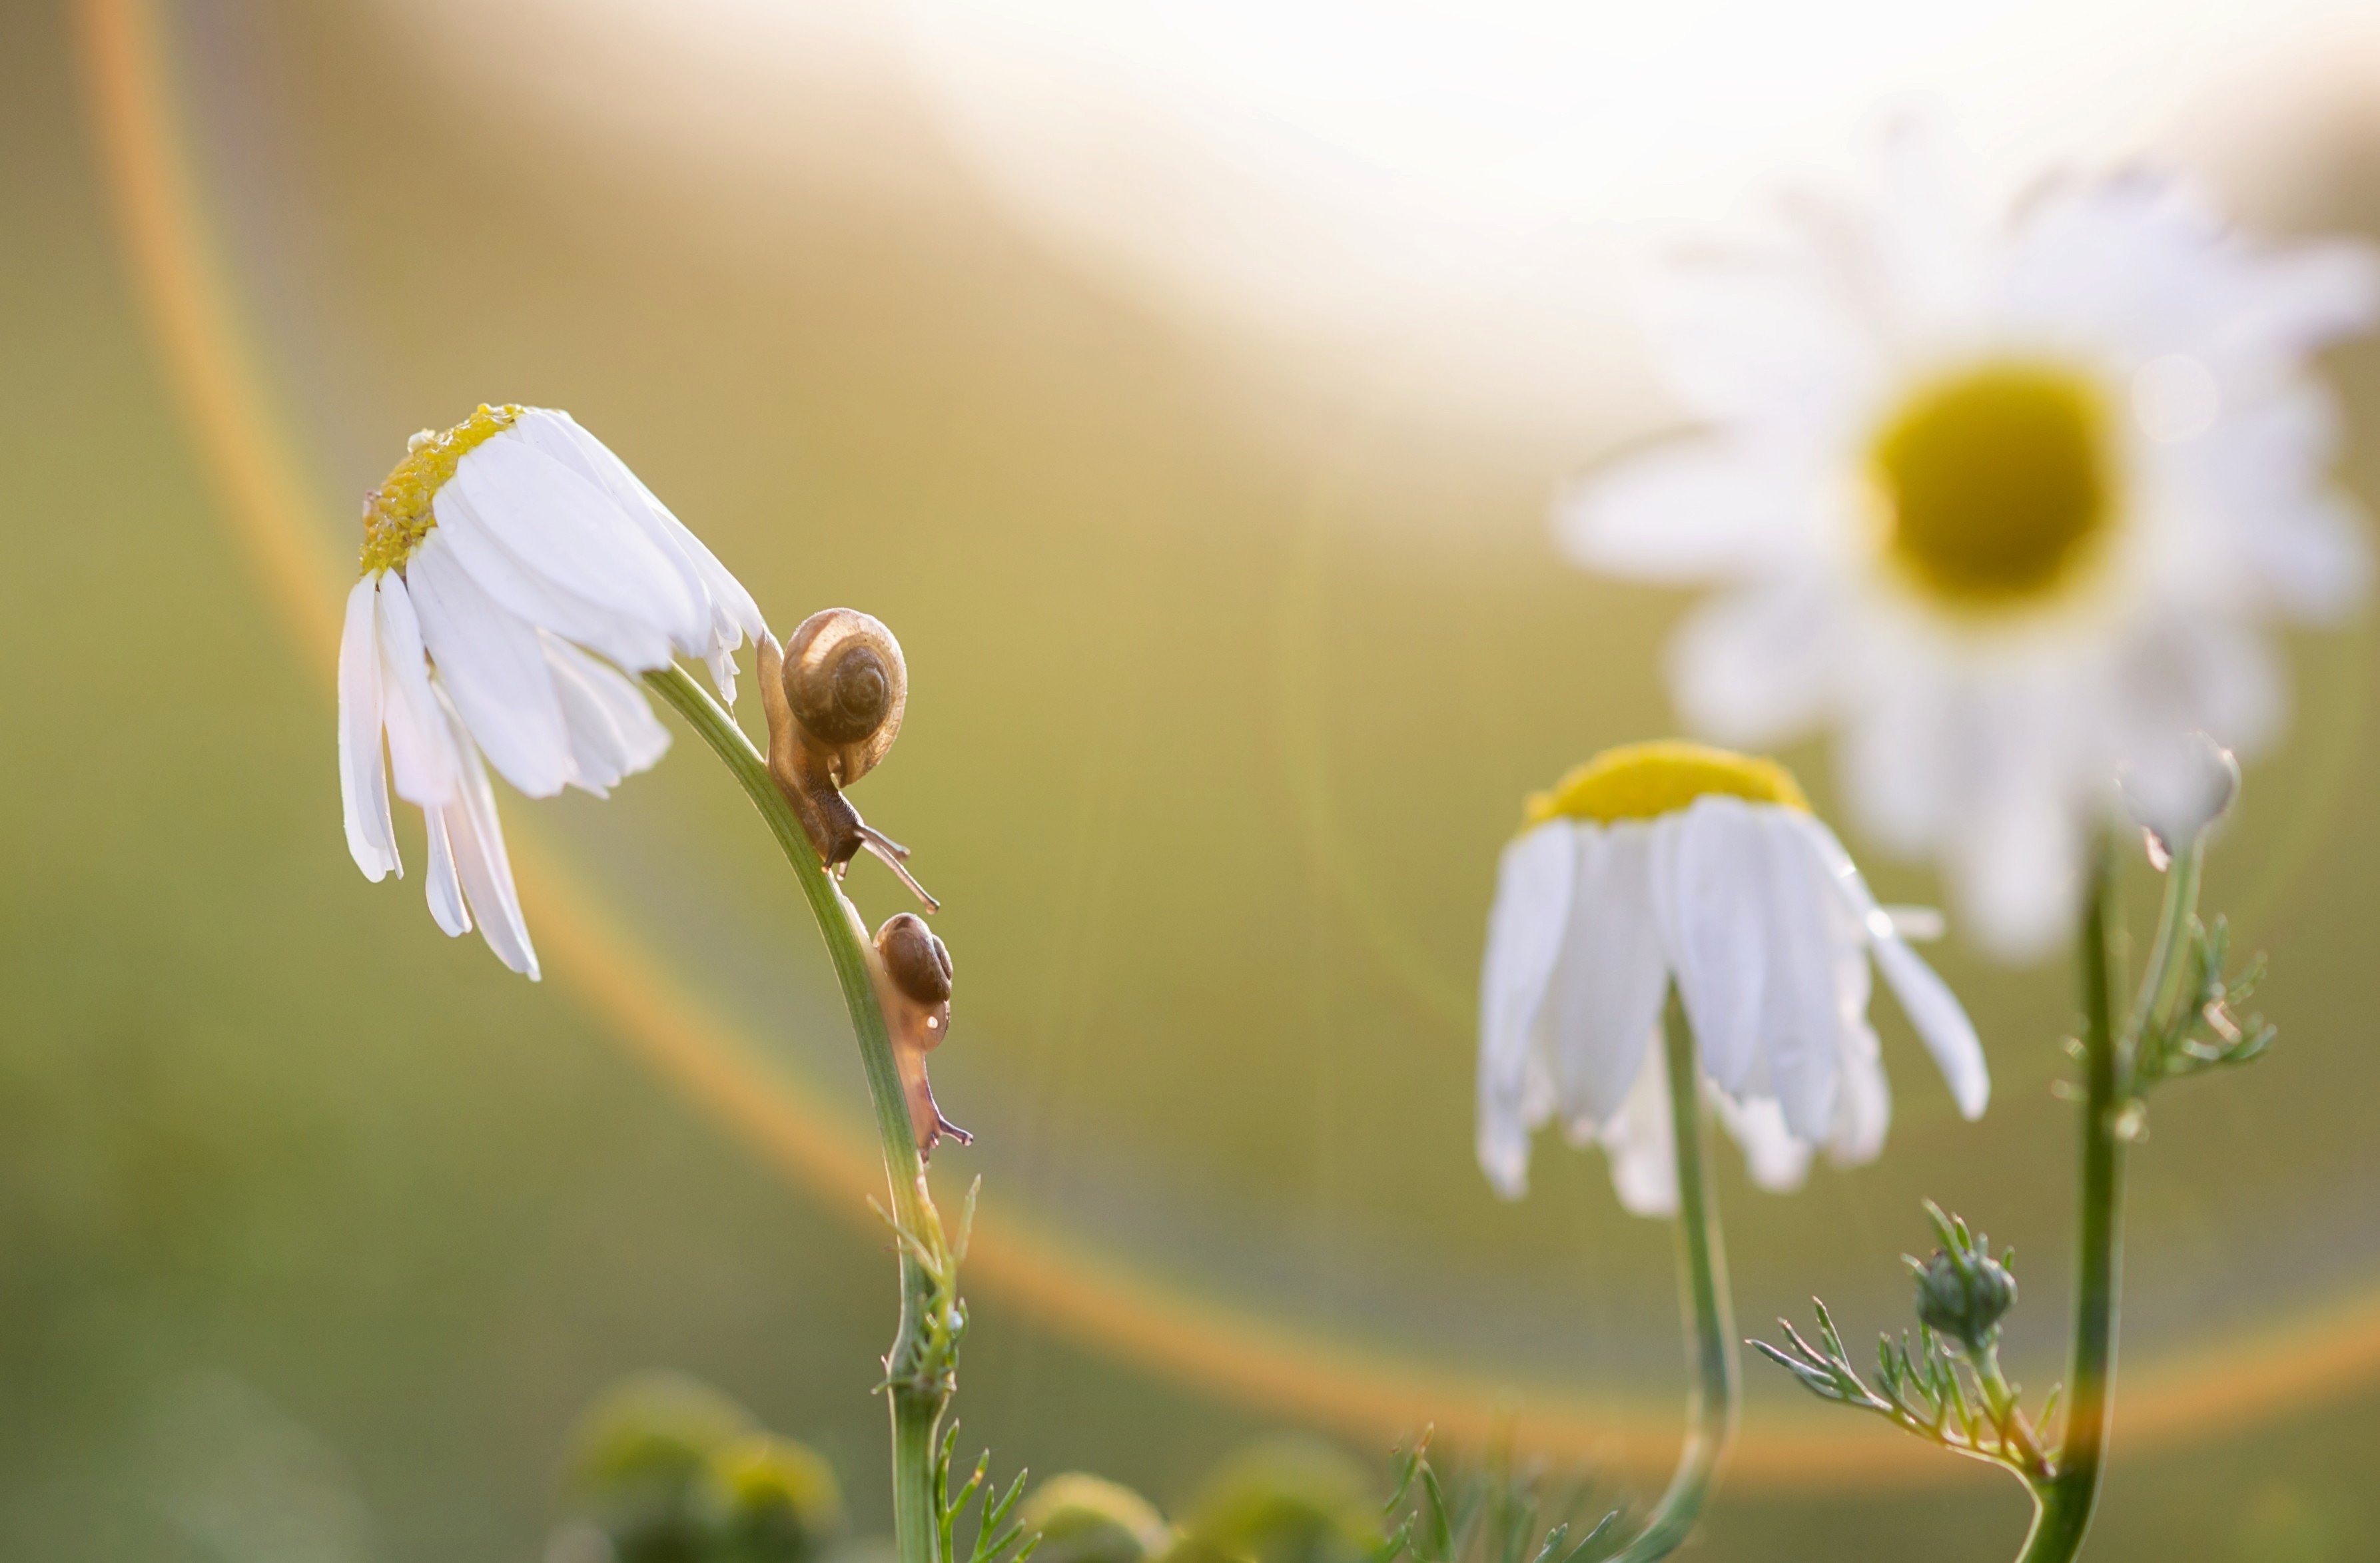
[1561,123,2377,957]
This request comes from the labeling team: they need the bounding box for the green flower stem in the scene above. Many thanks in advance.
[1608,997,1740,1563]
[647,663,948,1563]
[2018,842,2124,1563]
[2128,838,2205,1061]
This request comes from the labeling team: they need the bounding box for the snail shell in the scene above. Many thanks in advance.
[875,912,969,1157]
[757,611,936,908]
[784,608,906,787]
[879,912,954,1008]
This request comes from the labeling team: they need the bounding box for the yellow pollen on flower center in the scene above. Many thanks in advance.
[1522,740,1808,829]
[1870,362,2113,611]
[356,404,525,577]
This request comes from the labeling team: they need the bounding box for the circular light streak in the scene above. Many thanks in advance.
[73,0,2380,1491]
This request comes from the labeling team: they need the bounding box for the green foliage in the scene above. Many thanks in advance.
[1753,1208,2052,1488]
[2130,913,2276,1092]
[934,1422,1040,1563]
[1372,1432,1617,1563]
[1755,823,2284,1507]
[876,1178,981,1403]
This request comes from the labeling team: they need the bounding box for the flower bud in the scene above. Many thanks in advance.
[1020,1474,1174,1563]
[1912,1243,2018,1355]
[1176,1436,1376,1563]
[702,1433,845,1563]
[2118,731,2240,868]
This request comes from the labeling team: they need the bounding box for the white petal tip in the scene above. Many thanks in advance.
[1880,904,1947,942]
[1478,1146,1530,1201]
[1612,1185,1679,1219]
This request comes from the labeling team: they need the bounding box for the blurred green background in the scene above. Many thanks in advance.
[7,0,2380,1557]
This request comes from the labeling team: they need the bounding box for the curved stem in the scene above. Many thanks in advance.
[2016,841,2124,1563]
[1608,997,1739,1563]
[647,664,947,1563]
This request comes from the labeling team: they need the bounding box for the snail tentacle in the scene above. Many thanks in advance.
[856,824,939,912]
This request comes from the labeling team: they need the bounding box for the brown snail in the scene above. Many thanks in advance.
[757,608,937,909]
[876,912,970,1156]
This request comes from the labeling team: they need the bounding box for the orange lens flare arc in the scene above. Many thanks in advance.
[75,0,2380,1490]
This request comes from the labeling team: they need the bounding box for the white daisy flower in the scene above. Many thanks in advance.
[1560,125,2377,958]
[1477,742,1987,1210]
[337,404,767,978]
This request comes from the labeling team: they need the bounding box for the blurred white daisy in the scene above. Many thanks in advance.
[338,405,767,977]
[1477,742,1986,1210]
[1561,125,2376,957]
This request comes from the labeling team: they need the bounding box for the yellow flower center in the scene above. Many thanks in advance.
[1523,740,1808,828]
[1870,362,2114,611]
[356,404,524,577]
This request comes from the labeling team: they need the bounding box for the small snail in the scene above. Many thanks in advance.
[876,912,970,1157]
[757,608,937,909]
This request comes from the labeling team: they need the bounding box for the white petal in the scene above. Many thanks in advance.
[373,575,459,807]
[1820,858,1890,1167]
[1541,822,1669,1133]
[1953,780,2084,964]
[421,802,470,937]
[450,432,706,649]
[1555,438,1816,585]
[1838,662,1951,856]
[505,412,713,627]
[1881,906,1946,942]
[1651,798,1769,1096]
[1476,822,1577,1198]
[338,577,400,880]
[438,699,540,980]
[1792,814,1989,1119]
[1597,1039,1679,1218]
[2249,489,2372,622]
[2007,179,2372,374]
[705,645,742,707]
[1643,244,1879,426]
[2002,174,2227,360]
[1875,928,1992,1114]
[1669,575,1840,746]
[545,635,672,795]
[2197,388,2372,621]
[1824,1024,1892,1167]
[2148,615,2284,761]
[1864,113,1998,340]
[407,533,574,798]
[430,481,679,672]
[1751,809,1844,1143]
[1711,1091,1812,1193]
[2235,240,2380,357]
[520,410,767,667]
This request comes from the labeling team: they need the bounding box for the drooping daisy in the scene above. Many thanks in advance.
[1477,742,1986,1209]
[338,404,767,977]
[1560,125,2376,957]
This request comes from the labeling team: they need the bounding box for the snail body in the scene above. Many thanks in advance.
[757,608,937,909]
[875,912,970,1156]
